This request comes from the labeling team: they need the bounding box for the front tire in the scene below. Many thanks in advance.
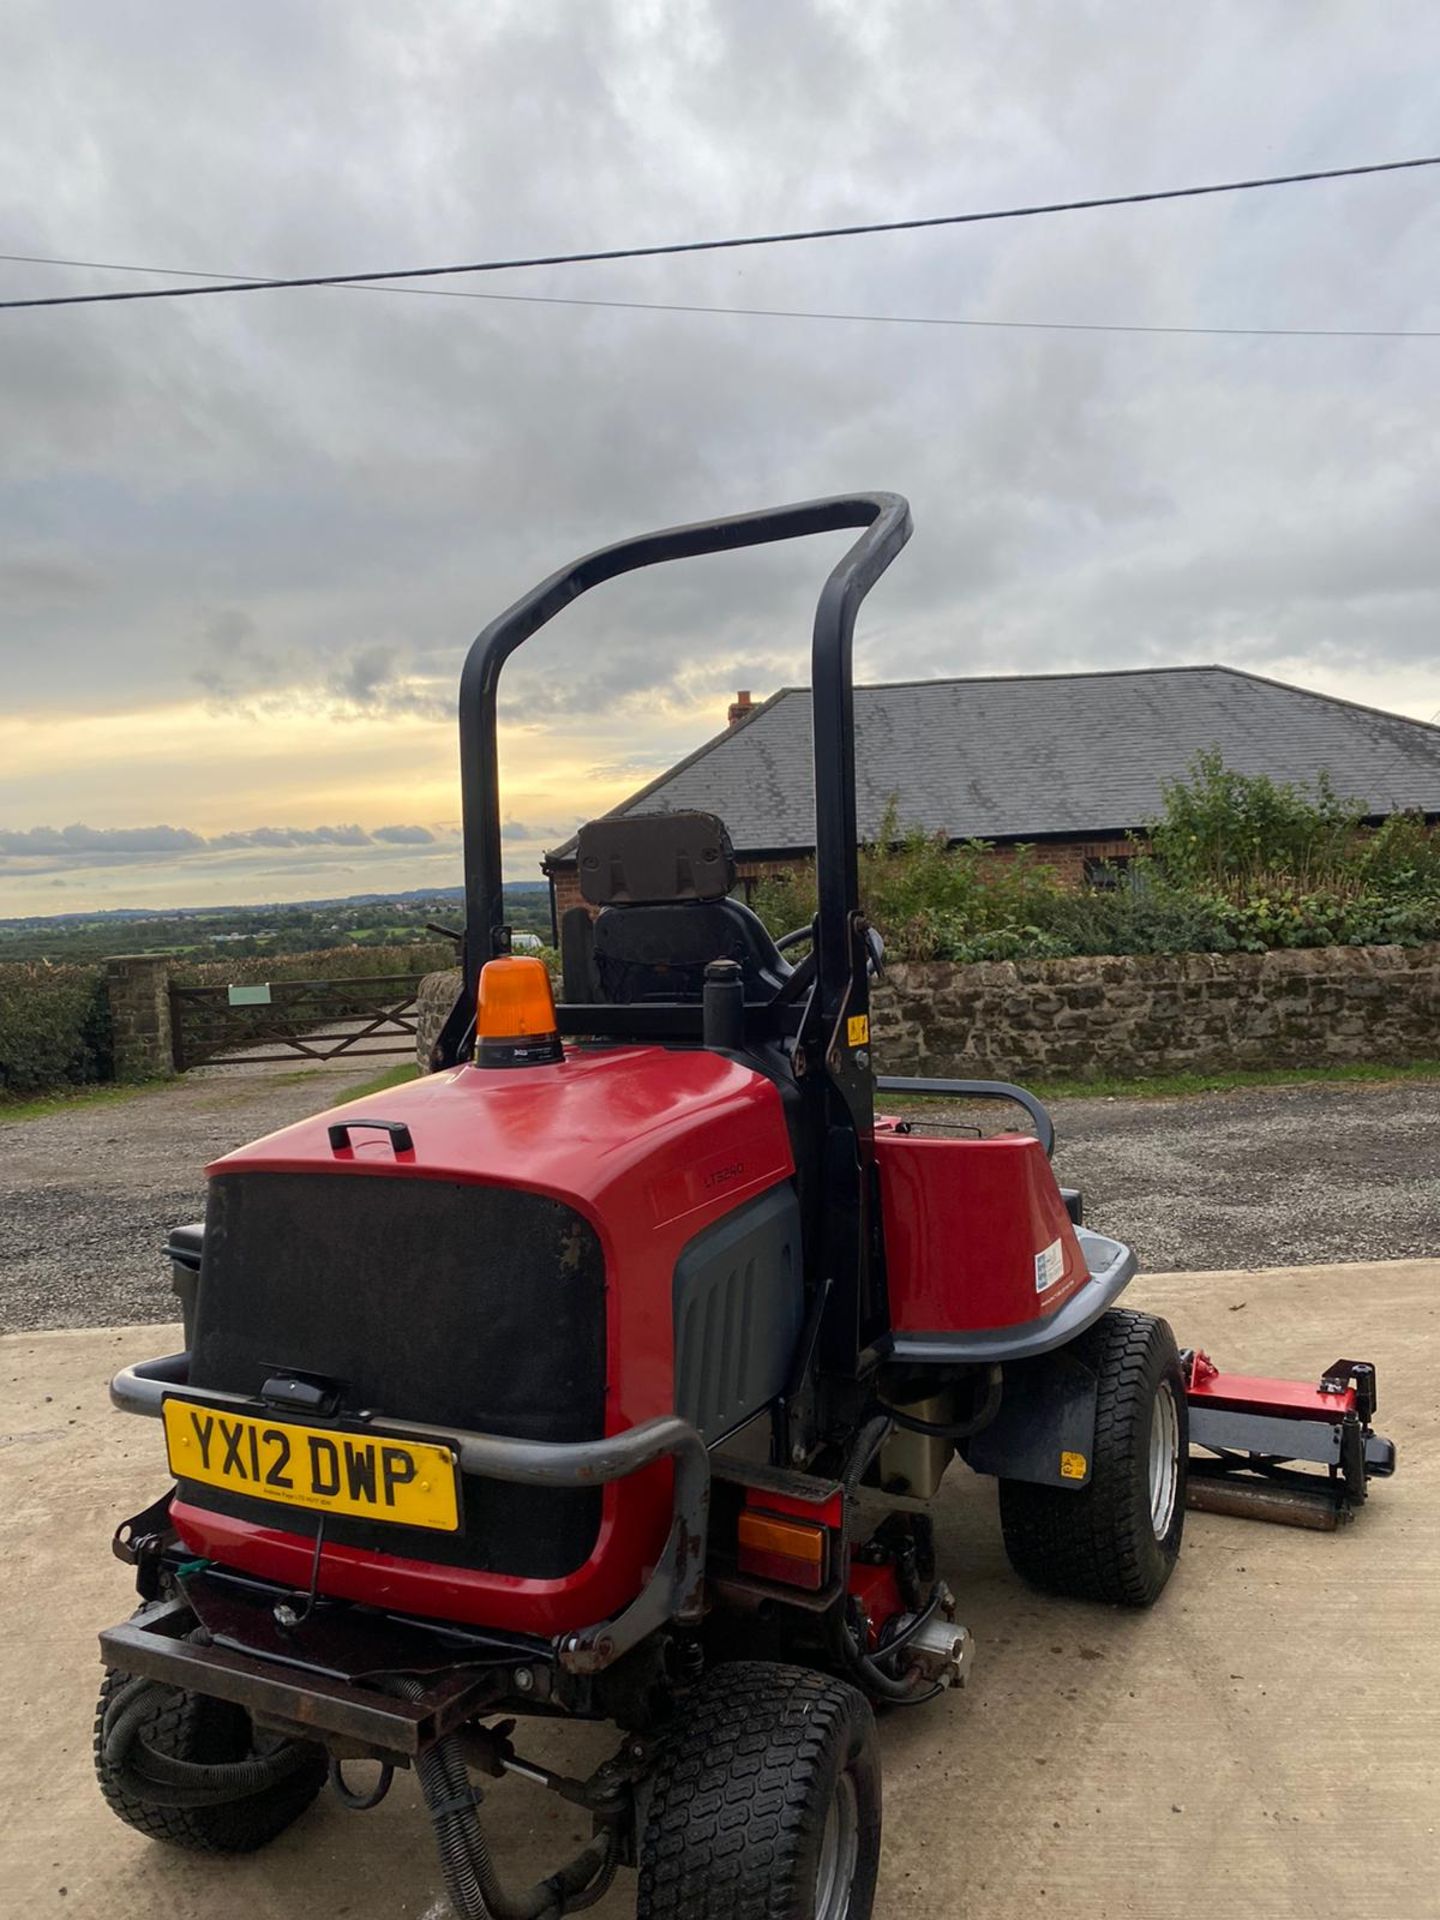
[999,1308,1187,1607]
[94,1663,327,1853]
[638,1661,881,1920]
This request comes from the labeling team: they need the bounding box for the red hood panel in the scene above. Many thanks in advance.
[213,1046,792,1230]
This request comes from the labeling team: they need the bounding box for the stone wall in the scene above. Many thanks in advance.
[870,944,1440,1080]
[415,967,463,1069]
[104,954,175,1081]
[416,944,1440,1080]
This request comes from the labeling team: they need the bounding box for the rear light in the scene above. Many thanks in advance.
[737,1510,829,1591]
[475,957,563,1068]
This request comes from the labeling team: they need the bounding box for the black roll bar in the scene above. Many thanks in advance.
[439,492,912,1376]
[875,1076,1057,1158]
[451,492,912,1030]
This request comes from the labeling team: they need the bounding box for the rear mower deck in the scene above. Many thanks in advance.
[1184,1352,1395,1529]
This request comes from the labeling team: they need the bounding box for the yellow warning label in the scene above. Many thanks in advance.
[1059,1451,1087,1481]
[847,1014,870,1047]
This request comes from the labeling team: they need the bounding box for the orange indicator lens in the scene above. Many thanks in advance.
[737,1510,828,1590]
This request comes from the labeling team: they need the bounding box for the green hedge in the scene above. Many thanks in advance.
[750,762,1440,964]
[0,963,112,1094]
[1,945,456,1097]
[171,941,455,987]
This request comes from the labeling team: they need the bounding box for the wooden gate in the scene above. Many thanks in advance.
[168,975,424,1071]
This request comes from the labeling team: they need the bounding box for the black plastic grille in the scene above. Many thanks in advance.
[184,1171,606,1579]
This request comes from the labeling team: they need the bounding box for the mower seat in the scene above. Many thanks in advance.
[569,810,791,1006]
[592,899,790,1005]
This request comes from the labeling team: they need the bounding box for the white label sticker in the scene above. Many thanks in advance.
[1034,1238,1065,1294]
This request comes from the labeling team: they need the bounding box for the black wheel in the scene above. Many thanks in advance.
[94,1662,327,1853]
[638,1661,881,1920]
[998,1308,1187,1607]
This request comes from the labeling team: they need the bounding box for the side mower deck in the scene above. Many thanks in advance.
[1185,1352,1395,1529]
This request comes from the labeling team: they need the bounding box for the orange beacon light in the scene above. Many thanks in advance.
[475,956,563,1069]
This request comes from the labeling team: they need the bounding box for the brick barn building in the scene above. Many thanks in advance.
[542,665,1440,924]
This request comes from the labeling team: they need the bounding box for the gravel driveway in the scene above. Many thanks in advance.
[1046,1077,1440,1271]
[2,1068,1436,1332]
[0,1064,383,1333]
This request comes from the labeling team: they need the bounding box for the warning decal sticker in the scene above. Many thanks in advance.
[1034,1237,1065,1293]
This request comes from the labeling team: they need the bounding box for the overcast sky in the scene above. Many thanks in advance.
[2,1,1437,916]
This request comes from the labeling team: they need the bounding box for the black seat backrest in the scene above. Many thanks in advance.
[568,811,790,1007]
[577,810,736,906]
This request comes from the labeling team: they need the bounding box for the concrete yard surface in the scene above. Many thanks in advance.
[1,1261,1435,1920]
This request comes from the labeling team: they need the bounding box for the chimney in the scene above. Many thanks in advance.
[728,689,754,727]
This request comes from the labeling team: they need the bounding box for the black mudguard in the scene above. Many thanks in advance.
[964,1348,1098,1490]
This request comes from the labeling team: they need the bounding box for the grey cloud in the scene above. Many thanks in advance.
[208,824,373,850]
[0,823,206,855]
[1,0,1437,835]
[372,824,437,844]
[501,819,565,843]
[0,821,445,861]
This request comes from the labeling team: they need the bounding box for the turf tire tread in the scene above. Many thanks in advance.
[998,1307,1186,1607]
[637,1659,880,1920]
[93,1664,326,1853]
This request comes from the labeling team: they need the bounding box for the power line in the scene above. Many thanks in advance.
[325,288,1440,340]
[1,152,1437,313]
[0,246,1433,339]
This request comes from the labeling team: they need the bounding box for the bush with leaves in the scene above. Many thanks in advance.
[748,758,1440,964]
[1357,810,1440,895]
[0,962,113,1094]
[1146,748,1362,889]
[750,807,1072,962]
[1041,874,1237,955]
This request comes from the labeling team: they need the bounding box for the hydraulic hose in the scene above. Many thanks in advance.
[883,1365,1003,1442]
[829,1416,944,1705]
[397,1680,616,1920]
[872,1582,949,1674]
[842,1413,895,1496]
[101,1676,314,1809]
[824,1598,942,1707]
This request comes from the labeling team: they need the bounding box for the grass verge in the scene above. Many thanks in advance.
[326,1063,420,1105]
[0,1078,171,1123]
[1029,1058,1440,1102]
[878,1058,1440,1108]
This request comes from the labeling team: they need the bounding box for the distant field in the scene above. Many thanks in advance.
[0,884,552,964]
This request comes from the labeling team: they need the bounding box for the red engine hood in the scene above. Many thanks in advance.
[213,1045,794,1239]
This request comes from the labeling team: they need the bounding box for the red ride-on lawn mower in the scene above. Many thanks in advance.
[98,495,1395,1919]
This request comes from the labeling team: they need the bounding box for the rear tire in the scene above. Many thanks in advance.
[94,1662,327,1853]
[998,1308,1187,1607]
[637,1661,881,1920]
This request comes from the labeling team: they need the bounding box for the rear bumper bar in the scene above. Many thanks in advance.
[111,1352,709,1674]
[100,1592,501,1762]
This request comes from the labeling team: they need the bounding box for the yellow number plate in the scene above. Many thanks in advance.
[163,1399,461,1532]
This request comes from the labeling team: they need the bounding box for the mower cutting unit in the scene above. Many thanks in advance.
[97,495,1396,1920]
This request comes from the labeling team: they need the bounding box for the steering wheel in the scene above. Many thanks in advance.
[774,923,885,973]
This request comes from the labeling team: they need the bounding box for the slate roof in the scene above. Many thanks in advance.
[547,666,1440,861]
